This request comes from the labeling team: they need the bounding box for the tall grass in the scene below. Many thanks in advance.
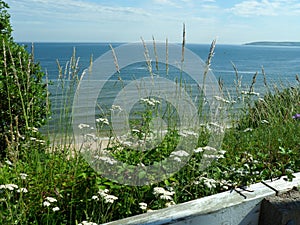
[1,35,300,224]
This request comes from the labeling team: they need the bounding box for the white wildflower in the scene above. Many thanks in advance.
[45,197,57,203]
[219,150,227,156]
[20,173,28,180]
[139,202,147,210]
[195,146,217,153]
[98,189,109,197]
[214,96,235,104]
[243,128,253,132]
[202,154,220,160]
[110,105,122,111]
[201,177,217,189]
[91,195,99,201]
[78,123,90,129]
[140,98,160,106]
[52,207,60,212]
[104,194,118,204]
[0,184,19,191]
[160,195,173,200]
[153,187,166,195]
[96,117,109,125]
[43,201,51,207]
[241,91,260,96]
[170,150,189,157]
[17,188,28,193]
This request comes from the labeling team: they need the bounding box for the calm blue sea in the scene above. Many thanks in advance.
[20,42,300,133]
[21,42,300,90]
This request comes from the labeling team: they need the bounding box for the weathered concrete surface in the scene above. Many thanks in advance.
[259,188,300,225]
[103,173,300,225]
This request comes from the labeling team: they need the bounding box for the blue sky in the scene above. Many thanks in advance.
[7,0,300,44]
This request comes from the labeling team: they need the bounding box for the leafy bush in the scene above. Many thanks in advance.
[0,0,49,159]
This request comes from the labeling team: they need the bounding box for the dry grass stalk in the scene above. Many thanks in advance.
[152,36,159,72]
[141,37,153,78]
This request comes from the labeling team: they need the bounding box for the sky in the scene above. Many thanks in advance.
[7,0,300,44]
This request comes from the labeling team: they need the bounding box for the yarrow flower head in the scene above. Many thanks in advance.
[20,173,28,180]
[91,195,99,201]
[140,97,160,106]
[96,117,109,125]
[97,189,118,204]
[45,197,57,203]
[17,188,28,193]
[139,202,147,211]
[43,201,51,207]
[0,184,18,191]
[153,187,175,201]
[78,123,90,129]
[52,207,60,212]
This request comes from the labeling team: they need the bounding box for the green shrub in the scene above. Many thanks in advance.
[0,0,49,159]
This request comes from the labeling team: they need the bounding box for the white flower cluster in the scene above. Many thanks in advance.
[214,96,236,104]
[194,146,226,160]
[153,187,175,201]
[43,196,60,212]
[241,91,260,96]
[200,177,218,189]
[97,189,118,204]
[110,104,123,112]
[20,173,28,180]
[170,150,189,162]
[0,183,28,193]
[78,123,90,130]
[96,117,109,125]
[140,98,160,106]
[139,202,147,211]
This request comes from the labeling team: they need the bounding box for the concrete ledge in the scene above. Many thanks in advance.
[259,188,300,225]
[104,173,300,225]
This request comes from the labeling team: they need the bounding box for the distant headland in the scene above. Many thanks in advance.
[244,41,300,47]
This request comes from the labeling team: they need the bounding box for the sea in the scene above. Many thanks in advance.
[20,42,300,134]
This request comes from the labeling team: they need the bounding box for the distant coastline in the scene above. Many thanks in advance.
[244,41,300,47]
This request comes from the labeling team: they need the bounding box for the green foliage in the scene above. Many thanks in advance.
[0,0,49,159]
[0,14,300,223]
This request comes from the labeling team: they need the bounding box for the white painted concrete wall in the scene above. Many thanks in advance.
[104,172,300,225]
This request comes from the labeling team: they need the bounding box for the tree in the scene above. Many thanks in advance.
[0,0,49,159]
